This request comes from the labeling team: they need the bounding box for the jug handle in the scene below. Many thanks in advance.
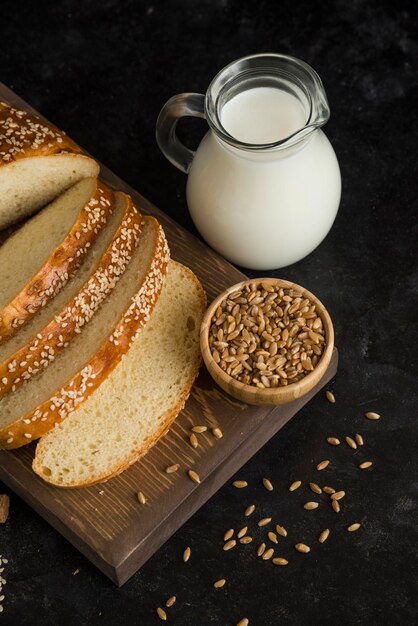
[156,93,206,174]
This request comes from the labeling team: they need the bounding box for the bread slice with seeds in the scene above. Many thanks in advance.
[0,192,142,399]
[33,262,205,487]
[0,101,99,229]
[0,215,169,449]
[0,177,113,341]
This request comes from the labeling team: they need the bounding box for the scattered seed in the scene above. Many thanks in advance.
[258,517,272,527]
[223,539,237,551]
[276,525,287,537]
[244,504,256,517]
[318,528,330,543]
[347,523,361,532]
[304,501,319,510]
[323,486,335,494]
[166,596,176,607]
[268,531,278,544]
[233,480,248,489]
[345,436,357,450]
[309,482,322,494]
[188,469,201,484]
[365,411,380,420]
[317,460,329,471]
[262,548,274,560]
[326,390,336,403]
[189,433,198,448]
[236,619,249,626]
[192,425,207,433]
[289,480,302,491]
[212,427,223,438]
[214,578,226,588]
[240,536,253,544]
[157,607,167,621]
[224,529,234,541]
[359,461,373,469]
[263,478,274,492]
[332,499,340,513]
[257,543,266,557]
[237,526,248,539]
[272,557,288,566]
[137,491,146,505]
[295,543,310,553]
[183,547,191,562]
[166,464,180,474]
[327,437,340,446]
[355,433,364,446]
[331,490,345,501]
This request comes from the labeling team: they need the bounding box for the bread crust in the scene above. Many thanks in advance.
[0,194,142,399]
[0,178,114,342]
[32,262,206,488]
[0,216,170,449]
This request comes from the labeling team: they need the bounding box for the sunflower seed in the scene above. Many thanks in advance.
[166,596,176,607]
[268,531,278,544]
[258,517,272,527]
[232,480,248,489]
[332,499,340,513]
[244,504,256,517]
[331,491,345,501]
[323,486,335,494]
[224,529,234,541]
[327,437,340,446]
[318,528,330,543]
[137,491,146,505]
[157,607,167,621]
[166,464,180,474]
[189,433,198,448]
[309,482,322,494]
[237,526,248,539]
[262,548,274,560]
[257,543,266,557]
[295,543,310,553]
[192,425,207,433]
[365,411,380,420]
[276,525,287,537]
[355,433,364,446]
[183,547,191,562]
[345,436,357,450]
[214,579,226,588]
[272,557,288,566]
[359,461,373,469]
[212,427,223,438]
[326,391,336,403]
[223,539,237,551]
[289,480,302,491]
[316,460,330,471]
[347,523,361,532]
[304,501,319,510]
[262,478,274,491]
[188,470,200,484]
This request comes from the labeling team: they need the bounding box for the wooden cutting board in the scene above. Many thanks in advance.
[0,83,338,586]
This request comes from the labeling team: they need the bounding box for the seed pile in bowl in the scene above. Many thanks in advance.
[208,282,326,388]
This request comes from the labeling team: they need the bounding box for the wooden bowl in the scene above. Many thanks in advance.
[200,278,334,406]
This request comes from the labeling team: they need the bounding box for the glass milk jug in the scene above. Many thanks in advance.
[156,53,341,270]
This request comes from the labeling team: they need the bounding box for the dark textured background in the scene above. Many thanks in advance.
[0,1,417,624]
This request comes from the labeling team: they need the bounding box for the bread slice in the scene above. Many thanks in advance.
[32,262,205,487]
[0,177,113,341]
[0,215,169,449]
[0,101,99,229]
[0,192,142,399]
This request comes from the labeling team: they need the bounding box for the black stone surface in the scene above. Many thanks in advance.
[0,1,417,624]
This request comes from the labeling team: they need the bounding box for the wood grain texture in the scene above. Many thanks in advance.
[0,83,338,586]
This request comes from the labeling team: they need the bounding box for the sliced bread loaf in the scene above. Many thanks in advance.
[0,177,113,340]
[0,101,99,229]
[0,192,142,399]
[0,215,169,449]
[33,262,205,487]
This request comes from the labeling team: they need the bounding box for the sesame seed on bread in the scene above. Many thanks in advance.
[0,214,170,449]
[0,192,142,399]
[0,177,114,341]
[0,101,99,229]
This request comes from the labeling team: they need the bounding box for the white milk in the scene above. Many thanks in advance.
[186,87,341,270]
[220,87,307,144]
